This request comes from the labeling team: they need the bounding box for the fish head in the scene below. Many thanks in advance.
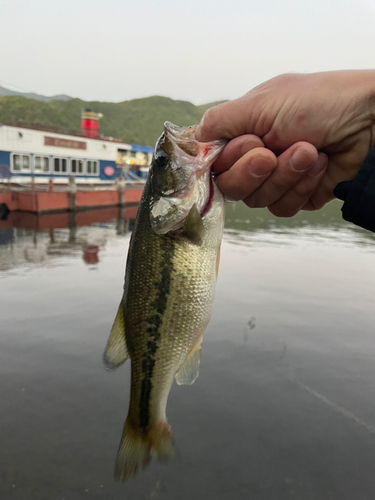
[150,121,226,235]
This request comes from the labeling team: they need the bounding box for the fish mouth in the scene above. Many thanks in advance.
[164,122,197,142]
[150,122,225,235]
[164,122,200,157]
[164,121,227,163]
[163,121,225,217]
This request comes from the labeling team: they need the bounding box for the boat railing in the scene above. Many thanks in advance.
[0,177,146,193]
[124,169,147,184]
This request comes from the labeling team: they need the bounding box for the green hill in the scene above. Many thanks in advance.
[0,95,227,147]
[0,85,71,102]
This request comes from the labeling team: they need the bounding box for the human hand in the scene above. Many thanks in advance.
[211,134,328,216]
[195,70,375,216]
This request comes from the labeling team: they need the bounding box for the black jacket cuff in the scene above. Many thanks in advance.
[333,146,375,232]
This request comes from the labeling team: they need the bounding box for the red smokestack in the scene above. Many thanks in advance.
[81,110,102,138]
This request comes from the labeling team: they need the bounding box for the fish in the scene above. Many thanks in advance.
[103,121,226,481]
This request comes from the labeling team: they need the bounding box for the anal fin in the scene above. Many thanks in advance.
[103,301,129,370]
[175,338,202,386]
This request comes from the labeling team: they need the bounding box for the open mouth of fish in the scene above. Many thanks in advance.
[158,121,224,225]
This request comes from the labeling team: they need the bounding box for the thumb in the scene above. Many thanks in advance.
[195,98,256,142]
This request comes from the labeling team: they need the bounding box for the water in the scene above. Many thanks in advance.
[1,201,375,500]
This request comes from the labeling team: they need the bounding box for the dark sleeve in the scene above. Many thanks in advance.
[333,146,375,232]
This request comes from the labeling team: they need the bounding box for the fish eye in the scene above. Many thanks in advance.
[154,150,169,168]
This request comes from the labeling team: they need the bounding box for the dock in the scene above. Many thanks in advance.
[0,180,143,214]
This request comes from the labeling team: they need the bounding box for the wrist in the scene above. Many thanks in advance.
[343,69,375,148]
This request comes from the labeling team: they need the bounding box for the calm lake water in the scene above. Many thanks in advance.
[1,200,375,500]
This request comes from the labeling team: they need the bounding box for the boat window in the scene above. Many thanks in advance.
[53,157,68,174]
[13,155,21,171]
[12,154,30,171]
[87,160,98,175]
[34,156,50,173]
[71,159,84,174]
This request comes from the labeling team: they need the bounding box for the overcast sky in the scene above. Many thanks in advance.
[0,0,374,104]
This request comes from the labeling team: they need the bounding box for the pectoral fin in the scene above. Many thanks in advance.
[182,204,203,243]
[103,301,129,370]
[216,245,221,278]
[175,338,202,385]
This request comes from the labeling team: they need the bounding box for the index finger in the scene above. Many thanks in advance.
[213,134,265,174]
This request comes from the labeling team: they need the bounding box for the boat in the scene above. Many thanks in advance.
[0,110,154,186]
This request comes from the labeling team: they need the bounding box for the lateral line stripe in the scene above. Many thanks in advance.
[138,236,174,428]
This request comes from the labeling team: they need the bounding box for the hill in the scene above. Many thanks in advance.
[0,95,227,147]
[0,85,72,102]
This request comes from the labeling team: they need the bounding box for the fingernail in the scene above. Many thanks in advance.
[289,149,316,172]
[249,156,274,177]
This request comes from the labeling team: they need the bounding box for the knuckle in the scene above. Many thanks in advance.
[268,174,291,192]
[309,196,326,211]
[273,73,301,87]
[268,203,298,218]
[243,197,255,208]
[307,187,333,211]
[302,202,316,211]
[263,129,282,152]
[243,193,266,209]
[291,182,315,198]
[243,195,257,208]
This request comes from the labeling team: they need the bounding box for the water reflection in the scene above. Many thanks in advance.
[225,200,375,249]
[1,200,375,499]
[1,200,374,274]
[0,205,138,271]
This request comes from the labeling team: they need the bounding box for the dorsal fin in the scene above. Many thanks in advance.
[103,301,129,370]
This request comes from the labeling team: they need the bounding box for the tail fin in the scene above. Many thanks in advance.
[114,420,174,481]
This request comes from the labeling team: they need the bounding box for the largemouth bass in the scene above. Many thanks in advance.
[103,122,226,481]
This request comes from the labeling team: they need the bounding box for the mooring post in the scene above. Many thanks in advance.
[117,177,126,206]
[67,175,77,211]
